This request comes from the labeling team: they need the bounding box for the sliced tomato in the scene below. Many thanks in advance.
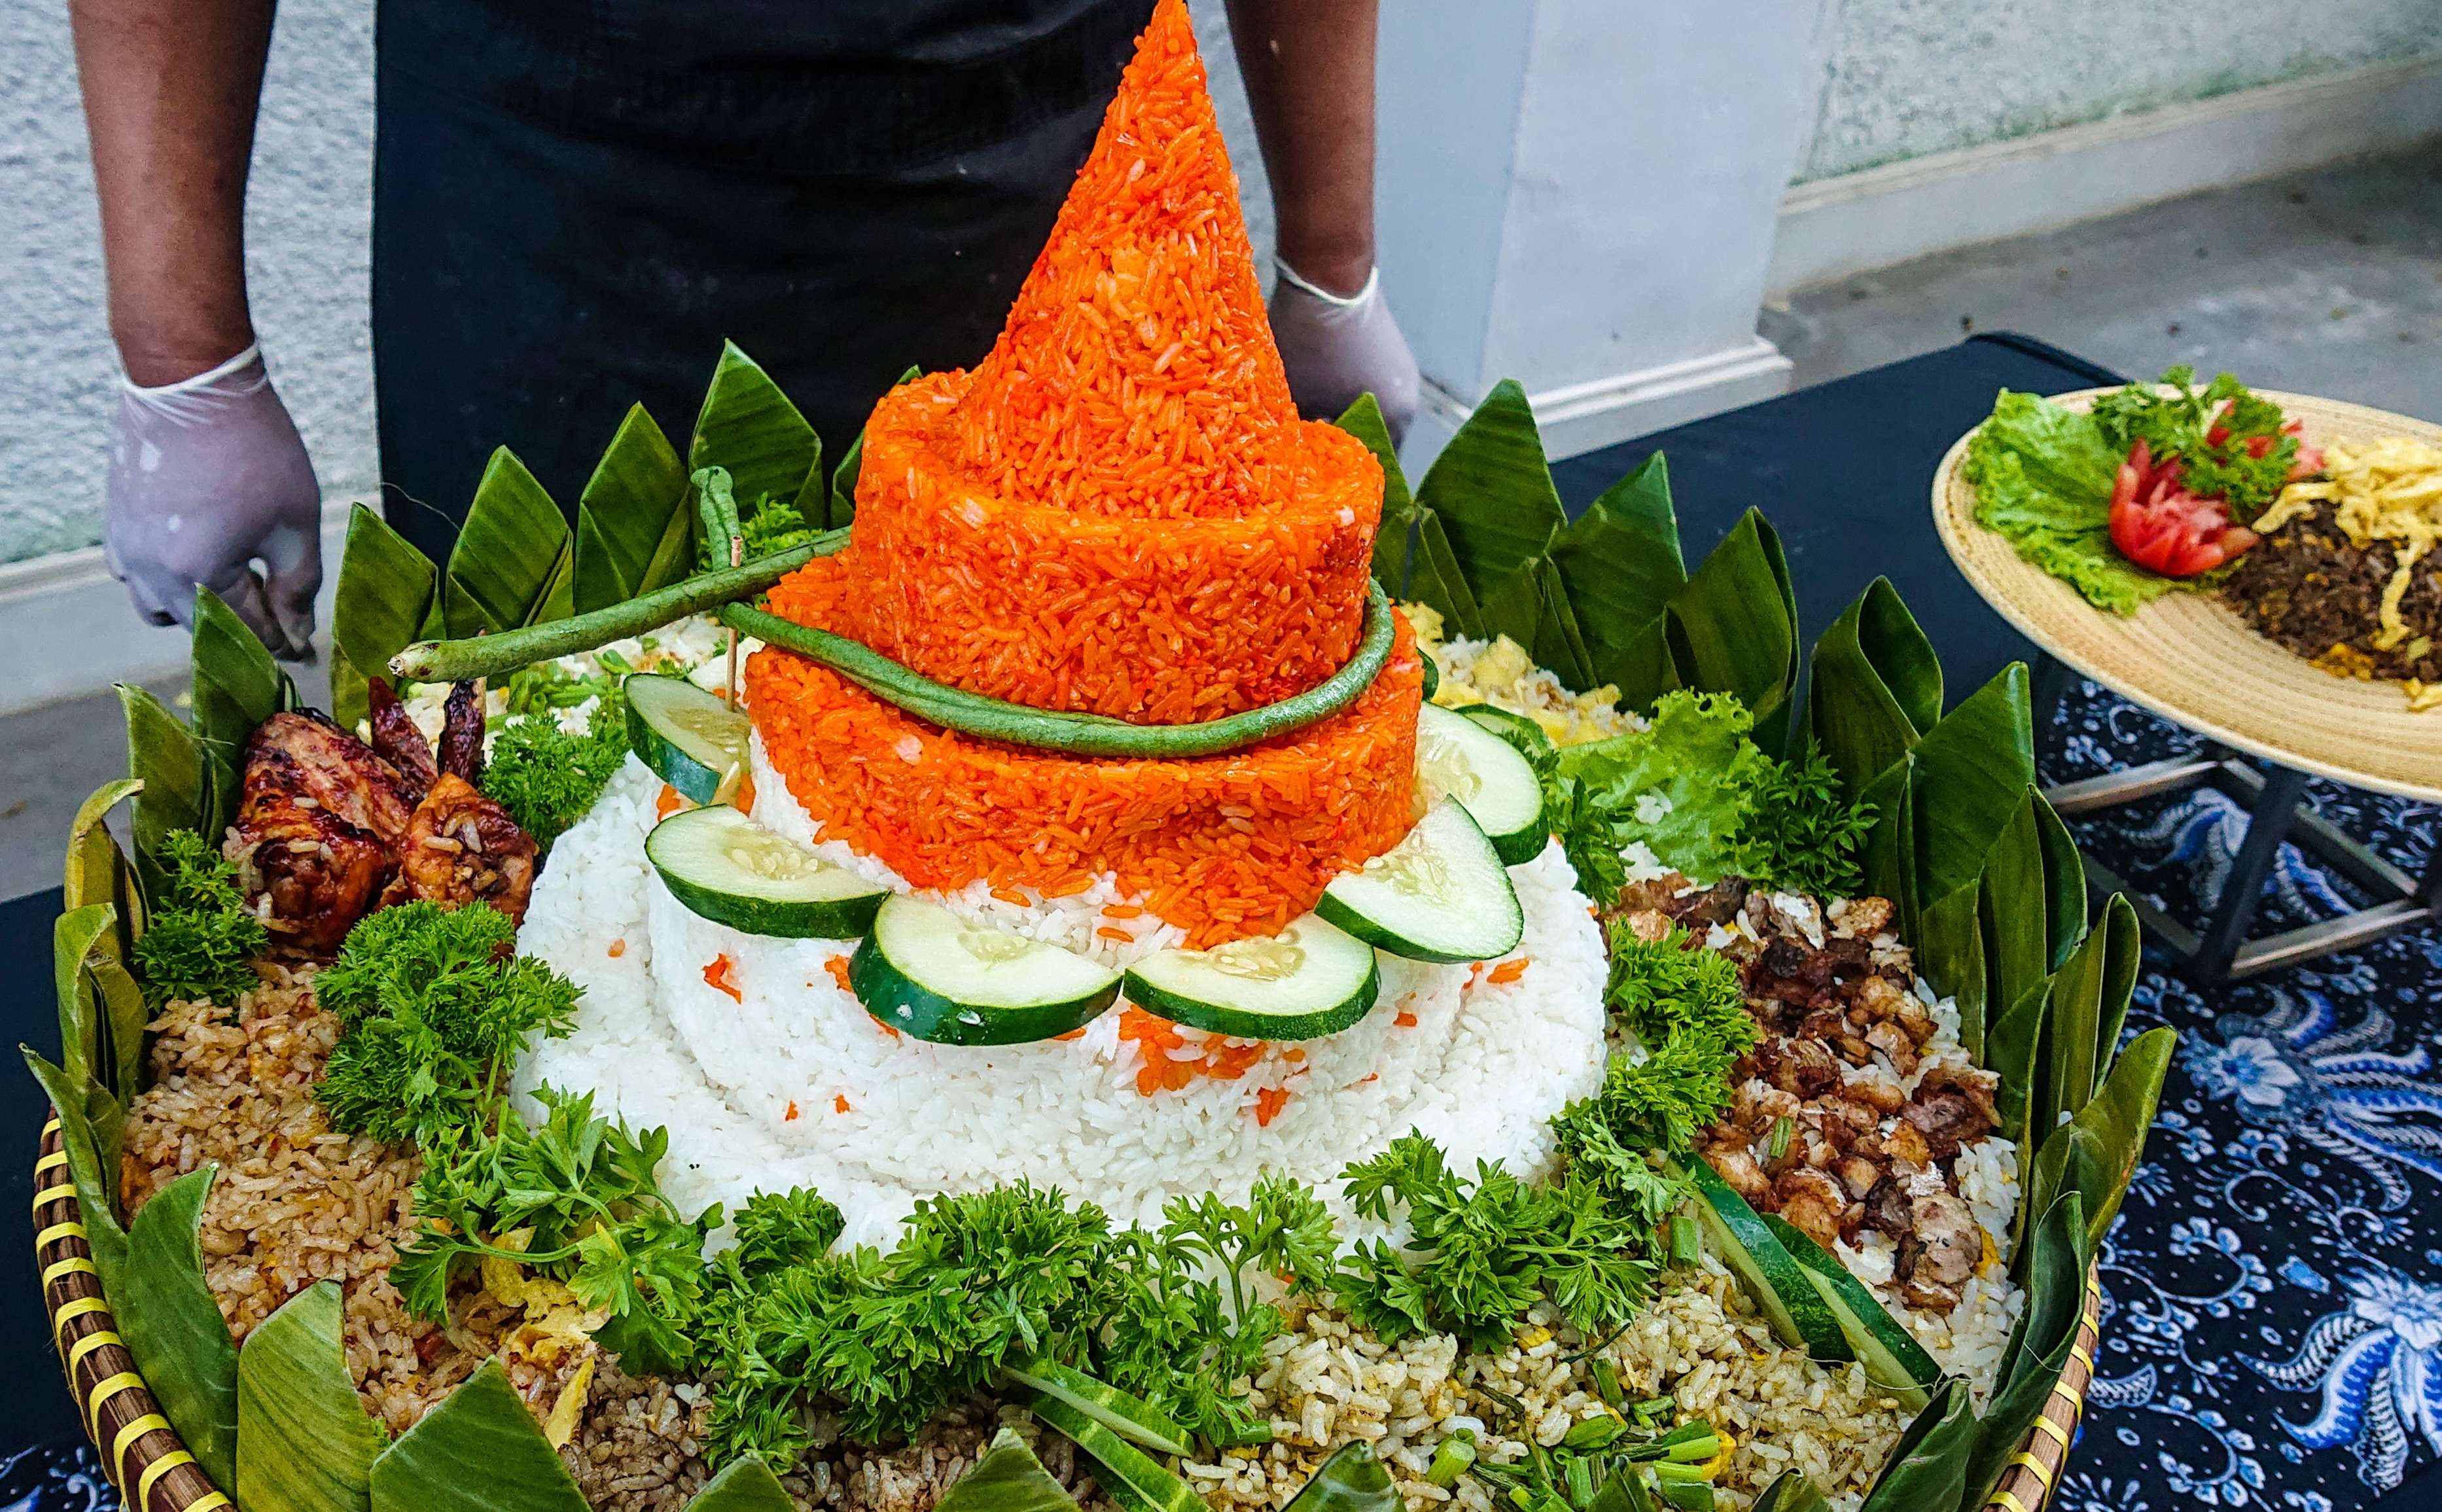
[2108,438,2260,577]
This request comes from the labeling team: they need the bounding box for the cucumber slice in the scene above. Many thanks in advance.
[1315,801,1523,963]
[1678,1157,1850,1363]
[1122,913,1380,1040]
[1002,1357,1192,1459]
[626,673,750,803]
[1025,1394,1203,1512]
[849,895,1119,1045]
[1415,704,1548,864]
[1458,703,1557,758]
[646,806,890,939]
[1761,1214,1939,1409]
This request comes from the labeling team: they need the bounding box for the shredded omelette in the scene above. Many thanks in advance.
[2259,436,2442,677]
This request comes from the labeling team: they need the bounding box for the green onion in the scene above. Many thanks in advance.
[1424,1430,1476,1488]
[1668,1214,1701,1265]
[1212,1420,1276,1449]
[1765,1117,1792,1162]
[1630,1396,1674,1422]
[391,531,848,682]
[1562,1416,1629,1452]
[722,581,1397,760]
[1591,1358,1625,1413]
[1650,1466,1713,1512]
[1663,1434,1720,1465]
[1565,1457,1595,1509]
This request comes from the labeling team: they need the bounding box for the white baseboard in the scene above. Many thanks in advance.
[1769,54,2442,296]
[0,497,359,718]
[1402,337,1794,475]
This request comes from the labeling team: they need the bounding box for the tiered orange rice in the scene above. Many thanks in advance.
[743,618,1421,947]
[763,0,1381,726]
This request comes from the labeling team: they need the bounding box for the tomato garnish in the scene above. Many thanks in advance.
[2108,438,2260,577]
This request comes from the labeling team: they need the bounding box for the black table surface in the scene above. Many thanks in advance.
[10,335,2435,1512]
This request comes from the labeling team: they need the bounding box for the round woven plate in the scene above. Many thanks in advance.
[1933,388,2442,805]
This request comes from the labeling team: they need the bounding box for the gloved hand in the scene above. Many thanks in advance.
[104,344,322,659]
[1271,260,1423,446]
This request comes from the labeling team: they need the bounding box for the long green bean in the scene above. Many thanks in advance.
[388,529,849,682]
[720,582,1398,759]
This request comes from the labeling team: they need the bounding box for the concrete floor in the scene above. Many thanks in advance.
[5,149,2439,896]
[1763,147,2442,415]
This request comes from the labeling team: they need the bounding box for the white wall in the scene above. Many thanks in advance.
[0,0,1265,571]
[1796,0,2442,182]
[0,0,377,567]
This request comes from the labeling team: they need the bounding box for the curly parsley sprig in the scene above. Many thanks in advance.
[131,829,268,1010]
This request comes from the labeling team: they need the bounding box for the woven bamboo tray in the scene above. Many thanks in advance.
[37,1112,2106,1512]
[1933,389,2442,807]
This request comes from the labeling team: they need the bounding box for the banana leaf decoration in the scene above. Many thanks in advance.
[329,342,884,730]
[1340,381,1799,756]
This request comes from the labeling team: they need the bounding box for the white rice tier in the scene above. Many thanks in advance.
[516,752,1610,1246]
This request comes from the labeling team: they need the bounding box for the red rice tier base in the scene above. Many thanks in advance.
[743,614,1423,948]
[798,372,1380,724]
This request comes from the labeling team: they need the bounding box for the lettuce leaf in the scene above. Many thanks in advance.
[1553,691,1776,891]
[1964,391,2167,616]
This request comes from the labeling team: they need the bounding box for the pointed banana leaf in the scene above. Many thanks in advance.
[830,364,922,529]
[926,1430,1084,1512]
[575,404,689,612]
[1967,1193,2092,1509]
[444,449,570,637]
[1856,1377,1975,1512]
[1808,579,1938,800]
[2027,1025,2174,1262]
[1915,884,1989,1059]
[1548,451,1686,671]
[331,503,441,720]
[65,779,146,955]
[1412,510,1485,640]
[370,1360,590,1512]
[1856,757,1916,918]
[689,341,820,516]
[2089,894,2142,1084]
[2033,795,2090,970]
[1665,510,1798,752]
[23,1050,128,1278]
[191,587,296,767]
[2040,900,2136,1134]
[1905,664,2034,905]
[1749,1472,1829,1512]
[1478,563,1544,655]
[120,1167,239,1489]
[1416,379,1567,594]
[1533,558,1597,691]
[637,491,701,595]
[239,1280,380,1512]
[522,535,577,628]
[118,684,202,900]
[1337,394,1415,597]
[54,905,115,1092]
[1976,791,2053,1057]
[1985,977,2049,1150]
[684,1457,800,1512]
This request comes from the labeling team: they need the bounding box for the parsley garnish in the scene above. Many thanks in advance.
[2090,365,2300,521]
[1334,1133,1661,1354]
[132,828,269,1009]
[1731,737,1873,898]
[480,692,630,849]
[1552,926,1754,1159]
[313,901,579,1145]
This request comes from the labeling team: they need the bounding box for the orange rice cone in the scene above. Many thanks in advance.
[944,0,1299,518]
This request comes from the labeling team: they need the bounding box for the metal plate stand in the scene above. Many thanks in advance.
[2035,656,2441,983]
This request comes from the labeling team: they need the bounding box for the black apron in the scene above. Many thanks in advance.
[371,0,1156,562]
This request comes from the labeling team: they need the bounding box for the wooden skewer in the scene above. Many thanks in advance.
[724,534,743,704]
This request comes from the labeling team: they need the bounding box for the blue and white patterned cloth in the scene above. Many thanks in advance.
[13,681,2438,1512]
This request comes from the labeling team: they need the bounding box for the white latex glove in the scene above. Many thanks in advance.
[1271,260,1423,446]
[104,344,322,658]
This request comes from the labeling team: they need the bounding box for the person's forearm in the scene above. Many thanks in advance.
[71,0,275,386]
[1222,0,1378,297]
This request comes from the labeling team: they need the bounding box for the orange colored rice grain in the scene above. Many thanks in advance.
[607,939,626,958]
[1254,1087,1292,1127]
[656,784,686,820]
[1489,958,1531,985]
[785,1100,800,1121]
[834,1095,853,1115]
[703,955,742,1002]
[824,955,854,993]
[745,616,1422,947]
